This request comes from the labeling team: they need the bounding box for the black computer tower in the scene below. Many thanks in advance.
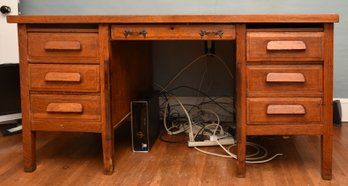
[0,64,21,122]
[333,100,342,126]
[131,95,159,152]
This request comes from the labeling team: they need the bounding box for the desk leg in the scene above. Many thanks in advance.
[102,129,115,175]
[321,133,332,180]
[23,129,36,172]
[236,134,246,177]
[99,23,114,175]
[236,23,247,177]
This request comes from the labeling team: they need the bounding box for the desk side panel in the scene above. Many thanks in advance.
[321,23,334,180]
[110,41,153,128]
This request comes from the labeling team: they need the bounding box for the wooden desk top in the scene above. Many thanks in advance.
[7,14,339,24]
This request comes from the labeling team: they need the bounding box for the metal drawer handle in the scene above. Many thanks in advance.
[44,41,81,50]
[266,73,305,83]
[44,72,81,82]
[199,30,224,38]
[46,103,83,113]
[123,30,147,38]
[267,40,306,51]
[267,104,306,115]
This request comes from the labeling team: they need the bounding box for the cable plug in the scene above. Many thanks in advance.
[209,135,218,142]
[194,134,205,141]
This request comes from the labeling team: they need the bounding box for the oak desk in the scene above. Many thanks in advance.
[8,14,339,179]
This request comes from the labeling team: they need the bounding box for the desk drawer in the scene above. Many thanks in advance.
[247,65,323,96]
[247,98,322,125]
[28,32,99,63]
[111,24,235,40]
[29,64,100,92]
[247,31,324,62]
[30,94,101,122]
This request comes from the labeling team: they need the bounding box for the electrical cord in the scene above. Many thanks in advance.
[193,139,283,164]
[193,123,221,140]
[158,86,281,164]
[194,146,232,158]
[196,60,208,98]
[154,54,281,163]
[164,54,209,90]
[200,109,220,136]
[189,108,221,132]
[162,95,195,141]
[159,131,188,144]
[173,96,194,141]
[163,53,234,91]
[163,100,188,135]
[209,53,234,80]
[160,91,281,164]
[199,99,233,108]
[166,86,234,115]
[157,71,282,163]
[159,89,232,144]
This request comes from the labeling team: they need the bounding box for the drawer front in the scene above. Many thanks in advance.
[247,32,324,61]
[247,65,323,96]
[111,24,235,40]
[247,98,322,125]
[30,94,101,122]
[28,32,99,63]
[29,64,100,92]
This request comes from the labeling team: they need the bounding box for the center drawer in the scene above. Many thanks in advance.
[111,24,235,40]
[29,64,100,92]
[247,65,323,96]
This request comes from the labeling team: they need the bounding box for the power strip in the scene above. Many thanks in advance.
[187,137,235,147]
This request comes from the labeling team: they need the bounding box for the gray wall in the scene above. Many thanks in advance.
[19,0,348,97]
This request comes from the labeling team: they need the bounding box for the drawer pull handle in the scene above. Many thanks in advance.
[123,30,147,38]
[44,41,81,50]
[266,41,306,51]
[45,72,81,82]
[267,105,305,115]
[199,30,224,38]
[46,103,83,113]
[266,73,305,83]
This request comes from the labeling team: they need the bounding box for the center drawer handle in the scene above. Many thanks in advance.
[123,30,147,38]
[46,103,83,113]
[267,105,306,115]
[199,30,224,38]
[266,41,306,51]
[266,73,305,83]
[44,41,81,51]
[44,72,81,82]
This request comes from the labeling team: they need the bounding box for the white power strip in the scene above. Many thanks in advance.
[187,137,235,147]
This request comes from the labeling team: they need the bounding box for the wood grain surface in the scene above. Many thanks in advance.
[0,123,347,185]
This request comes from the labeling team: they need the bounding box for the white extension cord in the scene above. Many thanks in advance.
[194,138,283,164]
